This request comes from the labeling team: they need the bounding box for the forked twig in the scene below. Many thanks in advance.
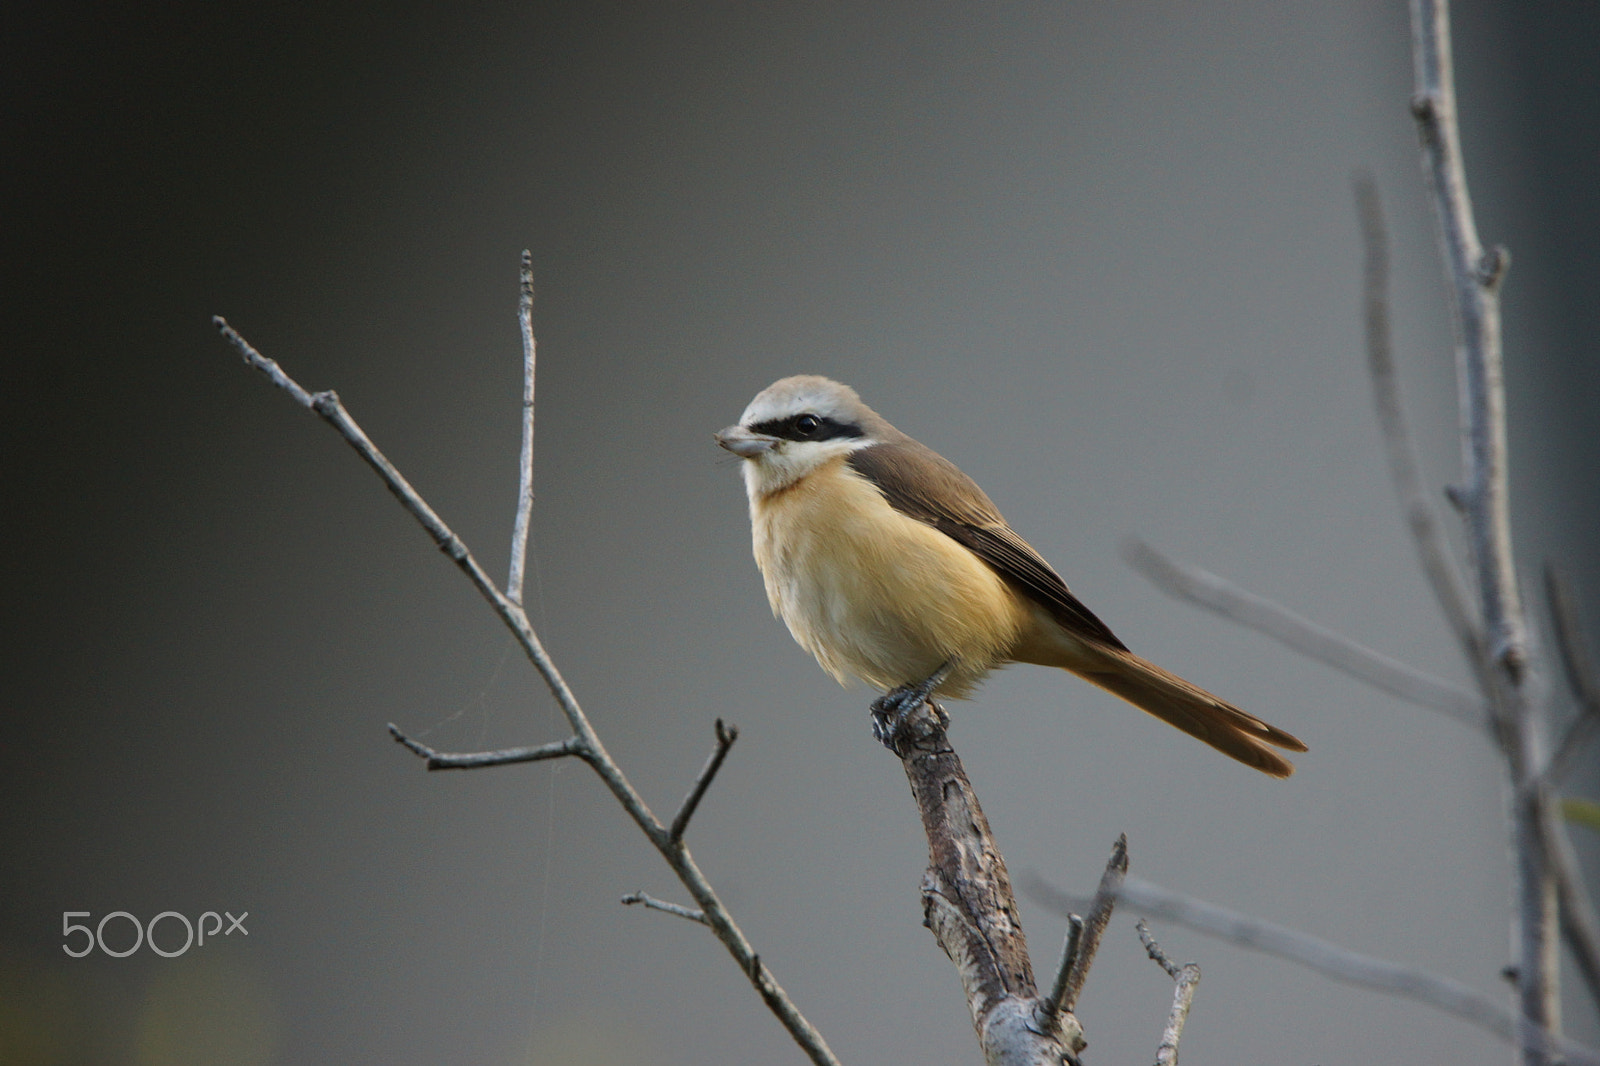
[213,301,840,1066]
[1056,835,1127,1016]
[1136,920,1199,1066]
[892,697,1085,1063]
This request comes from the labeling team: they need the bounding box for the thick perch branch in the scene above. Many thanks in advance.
[892,698,1084,1064]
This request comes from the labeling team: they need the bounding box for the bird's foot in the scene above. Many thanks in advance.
[870,662,953,756]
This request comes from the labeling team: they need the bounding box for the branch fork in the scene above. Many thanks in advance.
[889,696,1115,1064]
[213,255,839,1066]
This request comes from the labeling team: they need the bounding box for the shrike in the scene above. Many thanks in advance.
[716,375,1305,777]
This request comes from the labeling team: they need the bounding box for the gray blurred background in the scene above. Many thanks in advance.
[4,2,1598,1063]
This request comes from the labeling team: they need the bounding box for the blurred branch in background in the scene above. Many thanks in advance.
[1025,873,1598,1066]
[1134,920,1200,1066]
[1106,5,1600,1066]
[1121,539,1486,731]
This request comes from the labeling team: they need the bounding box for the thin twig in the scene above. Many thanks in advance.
[1547,564,1600,779]
[1353,173,1482,668]
[1045,914,1085,1024]
[1025,873,1599,1065]
[1057,835,1127,1015]
[1136,920,1200,1066]
[213,316,841,1066]
[507,251,536,605]
[1540,789,1600,1010]
[1123,540,1485,729]
[670,719,739,844]
[1539,564,1600,1012]
[387,724,585,769]
[622,891,710,926]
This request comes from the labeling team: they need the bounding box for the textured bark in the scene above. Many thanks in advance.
[894,701,1083,1065]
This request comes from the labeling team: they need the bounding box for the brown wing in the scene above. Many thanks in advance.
[847,440,1127,651]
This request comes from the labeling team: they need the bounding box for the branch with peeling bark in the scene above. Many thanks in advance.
[890,704,1185,1065]
[889,697,1087,1064]
[212,263,840,1066]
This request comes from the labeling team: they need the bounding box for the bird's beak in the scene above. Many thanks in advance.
[715,425,777,458]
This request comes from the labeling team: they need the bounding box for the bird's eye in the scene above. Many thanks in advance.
[795,414,822,435]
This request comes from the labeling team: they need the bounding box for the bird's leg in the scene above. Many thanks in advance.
[871,660,954,755]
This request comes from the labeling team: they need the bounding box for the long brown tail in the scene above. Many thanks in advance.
[1073,646,1306,778]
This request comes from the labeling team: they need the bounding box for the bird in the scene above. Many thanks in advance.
[715,374,1306,777]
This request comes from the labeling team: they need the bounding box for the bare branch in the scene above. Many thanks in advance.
[1136,920,1199,1066]
[1548,565,1600,706]
[1135,918,1182,982]
[1411,5,1551,1057]
[508,251,537,605]
[1123,540,1485,729]
[214,316,842,1066]
[388,723,585,770]
[1539,791,1600,1010]
[1044,914,1084,1026]
[1056,835,1127,1016]
[893,698,1083,1063]
[1547,565,1600,779]
[1409,0,1523,678]
[669,719,740,844]
[1353,173,1481,664]
[622,891,709,926]
[1027,872,1599,1065]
